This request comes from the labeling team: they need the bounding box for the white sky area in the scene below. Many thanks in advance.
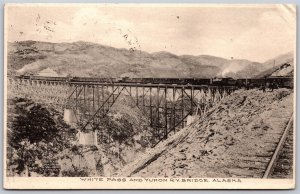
[5,4,296,62]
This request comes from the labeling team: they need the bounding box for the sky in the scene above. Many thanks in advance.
[5,4,296,62]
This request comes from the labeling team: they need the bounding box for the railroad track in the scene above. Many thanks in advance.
[263,113,294,178]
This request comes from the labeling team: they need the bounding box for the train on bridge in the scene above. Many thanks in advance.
[14,75,293,89]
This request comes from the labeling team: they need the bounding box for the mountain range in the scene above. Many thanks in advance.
[7,41,294,79]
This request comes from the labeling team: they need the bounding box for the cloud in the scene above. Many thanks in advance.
[6,5,295,62]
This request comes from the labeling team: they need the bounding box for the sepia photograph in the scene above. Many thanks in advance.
[3,3,296,189]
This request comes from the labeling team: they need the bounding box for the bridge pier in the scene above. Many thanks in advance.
[77,130,98,146]
[63,108,77,127]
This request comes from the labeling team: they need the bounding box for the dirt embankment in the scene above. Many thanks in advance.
[116,88,294,178]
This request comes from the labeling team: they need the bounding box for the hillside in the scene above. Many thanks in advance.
[116,88,293,178]
[255,52,294,78]
[8,41,268,78]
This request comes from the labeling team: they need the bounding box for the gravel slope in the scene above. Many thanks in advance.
[116,89,294,178]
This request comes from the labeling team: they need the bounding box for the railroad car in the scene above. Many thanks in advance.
[236,78,265,89]
[211,77,236,86]
[16,75,31,80]
[266,76,293,88]
[71,77,116,83]
[32,76,68,82]
[249,78,266,88]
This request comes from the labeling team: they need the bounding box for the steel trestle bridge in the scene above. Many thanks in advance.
[8,77,237,145]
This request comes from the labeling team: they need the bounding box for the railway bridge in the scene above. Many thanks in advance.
[8,77,237,145]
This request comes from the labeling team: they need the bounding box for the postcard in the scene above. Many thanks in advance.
[3,3,296,189]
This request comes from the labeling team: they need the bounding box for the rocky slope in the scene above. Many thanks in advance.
[8,40,272,78]
[116,88,294,178]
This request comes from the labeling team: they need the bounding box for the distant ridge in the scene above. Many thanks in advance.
[7,41,293,79]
